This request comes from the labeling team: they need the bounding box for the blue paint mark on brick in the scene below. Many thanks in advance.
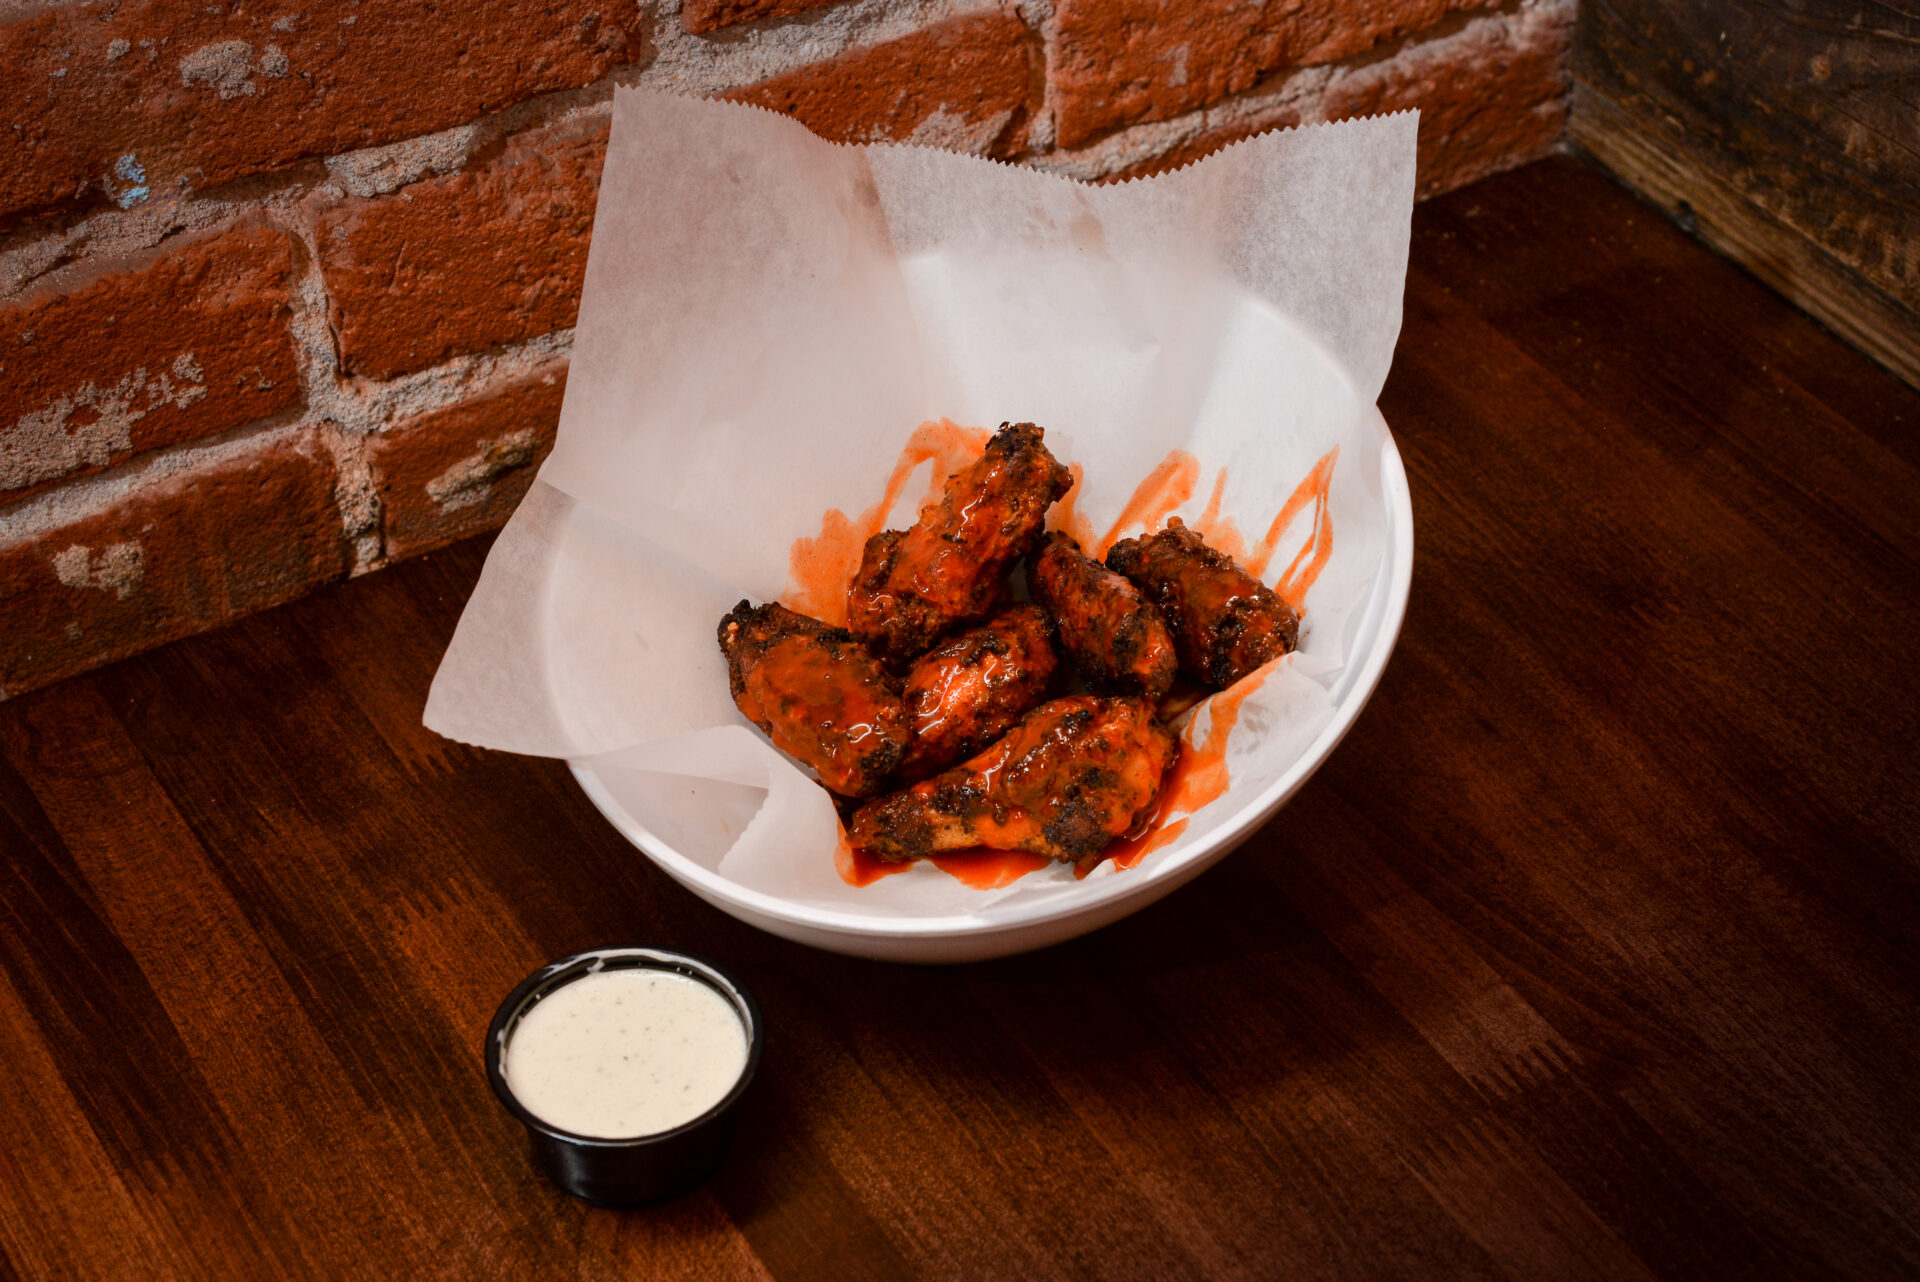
[111,154,150,207]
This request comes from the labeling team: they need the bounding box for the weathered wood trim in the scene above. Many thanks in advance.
[1570,83,1920,390]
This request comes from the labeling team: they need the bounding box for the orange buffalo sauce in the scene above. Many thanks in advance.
[930,849,1053,888]
[1074,656,1275,878]
[1093,450,1200,559]
[783,419,991,627]
[834,830,1051,889]
[835,833,914,887]
[1190,467,1249,563]
[1250,446,1338,605]
[809,432,1338,891]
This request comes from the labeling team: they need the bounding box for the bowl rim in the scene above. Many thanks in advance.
[569,411,1413,943]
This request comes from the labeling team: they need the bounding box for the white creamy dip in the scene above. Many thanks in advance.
[503,969,748,1139]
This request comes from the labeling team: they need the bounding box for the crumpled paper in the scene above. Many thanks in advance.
[425,88,1415,916]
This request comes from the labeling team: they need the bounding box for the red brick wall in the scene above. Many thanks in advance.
[0,0,1573,697]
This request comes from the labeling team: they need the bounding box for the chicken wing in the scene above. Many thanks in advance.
[849,696,1178,863]
[848,422,1071,667]
[896,604,1059,782]
[1029,533,1178,700]
[1105,517,1299,688]
[717,601,910,798]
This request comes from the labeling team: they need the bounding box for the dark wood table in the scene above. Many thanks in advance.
[3,156,1917,1280]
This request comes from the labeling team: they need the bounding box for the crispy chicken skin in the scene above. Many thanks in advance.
[717,601,911,798]
[848,422,1072,667]
[849,696,1178,863]
[1029,533,1178,700]
[896,604,1059,782]
[1106,518,1300,688]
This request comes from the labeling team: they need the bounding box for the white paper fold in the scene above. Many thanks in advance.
[426,89,1416,909]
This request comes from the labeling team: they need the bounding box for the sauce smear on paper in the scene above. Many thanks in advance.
[810,437,1337,889]
[784,419,991,626]
[834,832,1050,889]
[1250,446,1338,605]
[1093,450,1200,558]
[1049,463,1094,549]
[1075,657,1277,878]
[929,848,1053,889]
[836,834,915,887]
[1190,467,1248,562]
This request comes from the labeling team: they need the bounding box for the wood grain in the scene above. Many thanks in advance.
[1,156,1917,1279]
[1570,0,1920,387]
[1569,85,1920,390]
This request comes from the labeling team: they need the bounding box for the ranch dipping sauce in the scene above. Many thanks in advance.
[503,968,750,1139]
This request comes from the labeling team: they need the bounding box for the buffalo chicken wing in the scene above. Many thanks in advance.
[717,601,911,798]
[896,604,1059,782]
[1029,533,1178,700]
[848,422,1071,667]
[1106,518,1299,688]
[850,696,1178,863]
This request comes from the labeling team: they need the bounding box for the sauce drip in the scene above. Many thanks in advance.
[929,848,1053,889]
[1074,657,1276,878]
[1190,466,1248,562]
[1247,446,1338,604]
[836,833,915,887]
[811,438,1340,890]
[1094,450,1200,558]
[834,829,1050,889]
[784,419,992,626]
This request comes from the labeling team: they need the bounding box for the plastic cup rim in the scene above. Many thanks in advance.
[484,945,763,1149]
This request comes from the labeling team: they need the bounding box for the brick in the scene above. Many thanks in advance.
[683,0,842,36]
[0,223,301,506]
[0,431,351,697]
[1324,9,1571,199]
[369,363,566,560]
[316,117,606,383]
[724,10,1035,154]
[1101,105,1304,183]
[1050,0,1491,149]
[0,0,639,227]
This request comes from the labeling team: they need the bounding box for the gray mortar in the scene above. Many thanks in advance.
[1026,0,1571,182]
[179,39,258,99]
[0,170,316,305]
[325,125,482,199]
[277,207,575,576]
[1027,64,1337,183]
[1012,0,1057,152]
[638,0,1005,97]
[2,0,1571,577]
[0,418,319,545]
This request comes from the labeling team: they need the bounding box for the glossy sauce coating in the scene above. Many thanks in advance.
[783,419,991,627]
[717,601,910,797]
[1029,533,1178,700]
[1106,517,1300,688]
[849,695,1178,864]
[847,422,1071,668]
[896,604,1058,783]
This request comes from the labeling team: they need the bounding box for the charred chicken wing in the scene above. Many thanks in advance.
[1029,533,1178,700]
[849,695,1178,863]
[848,422,1072,667]
[717,601,911,797]
[896,604,1059,782]
[1106,518,1300,688]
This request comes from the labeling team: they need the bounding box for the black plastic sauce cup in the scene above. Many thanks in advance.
[485,946,763,1206]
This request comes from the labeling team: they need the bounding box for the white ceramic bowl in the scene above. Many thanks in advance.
[570,414,1412,963]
